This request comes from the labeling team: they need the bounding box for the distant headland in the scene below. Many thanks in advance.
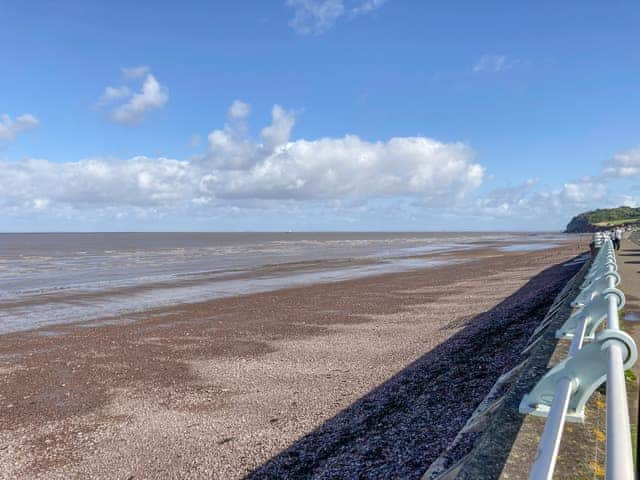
[565,206,640,233]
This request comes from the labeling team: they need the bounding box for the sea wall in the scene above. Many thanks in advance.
[422,253,608,479]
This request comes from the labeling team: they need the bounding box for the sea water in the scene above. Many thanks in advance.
[0,232,569,334]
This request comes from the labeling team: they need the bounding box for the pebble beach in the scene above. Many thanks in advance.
[0,240,586,479]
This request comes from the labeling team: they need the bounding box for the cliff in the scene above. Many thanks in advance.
[565,206,640,233]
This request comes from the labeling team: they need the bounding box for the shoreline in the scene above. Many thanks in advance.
[0,240,580,337]
[0,241,586,479]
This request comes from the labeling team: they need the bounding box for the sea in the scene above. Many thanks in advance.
[0,232,570,334]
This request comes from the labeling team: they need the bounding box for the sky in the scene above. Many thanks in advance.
[1,0,639,232]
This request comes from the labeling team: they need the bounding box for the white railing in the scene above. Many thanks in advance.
[520,234,637,479]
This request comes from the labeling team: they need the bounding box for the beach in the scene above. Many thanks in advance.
[0,238,586,479]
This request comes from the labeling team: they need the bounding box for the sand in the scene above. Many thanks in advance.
[0,241,587,479]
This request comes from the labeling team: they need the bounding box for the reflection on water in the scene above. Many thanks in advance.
[0,232,570,334]
[498,243,559,252]
[624,312,640,322]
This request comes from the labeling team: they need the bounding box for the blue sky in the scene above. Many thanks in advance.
[1,0,639,231]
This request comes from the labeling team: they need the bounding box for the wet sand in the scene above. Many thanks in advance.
[0,241,586,479]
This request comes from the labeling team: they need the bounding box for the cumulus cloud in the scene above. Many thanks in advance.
[0,157,194,210]
[0,100,484,216]
[204,101,482,201]
[602,146,640,177]
[470,145,640,226]
[96,68,168,125]
[111,74,168,124]
[206,101,260,170]
[202,135,483,202]
[473,179,538,217]
[286,0,387,35]
[206,102,297,170]
[472,178,608,224]
[471,145,640,227]
[351,0,387,15]
[0,113,39,144]
[561,180,606,203]
[96,86,131,107]
[617,195,639,208]
[228,100,251,120]
[473,54,509,73]
[260,105,296,153]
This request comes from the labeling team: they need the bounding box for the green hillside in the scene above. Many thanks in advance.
[565,206,640,233]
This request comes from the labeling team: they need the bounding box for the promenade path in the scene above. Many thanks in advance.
[446,237,640,479]
[615,235,640,461]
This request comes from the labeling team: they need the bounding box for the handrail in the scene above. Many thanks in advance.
[521,234,637,479]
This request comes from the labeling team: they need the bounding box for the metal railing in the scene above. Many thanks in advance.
[519,233,638,479]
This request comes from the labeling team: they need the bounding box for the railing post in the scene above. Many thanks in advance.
[520,238,637,479]
[604,281,635,480]
[528,377,575,480]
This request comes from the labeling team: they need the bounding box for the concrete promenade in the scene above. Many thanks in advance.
[502,236,640,478]
[431,237,640,479]
[499,236,640,478]
[614,235,640,469]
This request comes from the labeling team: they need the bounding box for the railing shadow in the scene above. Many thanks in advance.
[245,258,583,480]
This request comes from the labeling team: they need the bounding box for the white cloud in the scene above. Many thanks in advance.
[228,100,251,120]
[111,74,168,124]
[206,102,260,170]
[122,65,150,79]
[96,69,168,125]
[260,105,296,153]
[473,180,538,217]
[286,0,387,35]
[206,102,296,170]
[472,177,609,226]
[96,86,131,107]
[202,135,482,202]
[287,0,344,35]
[0,101,484,216]
[618,195,639,208]
[32,198,50,210]
[602,146,640,177]
[473,54,508,73]
[0,157,194,210]
[203,101,482,201]
[0,113,39,144]
[351,0,387,15]
[470,145,640,227]
[561,180,606,203]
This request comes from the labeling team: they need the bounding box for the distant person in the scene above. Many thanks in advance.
[614,227,623,250]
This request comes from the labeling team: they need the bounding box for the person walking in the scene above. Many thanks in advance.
[614,227,623,250]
